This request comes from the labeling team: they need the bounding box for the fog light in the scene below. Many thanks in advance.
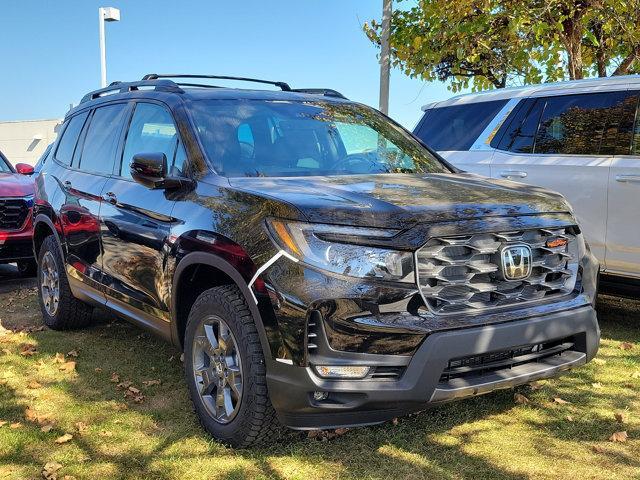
[313,391,329,401]
[314,365,371,379]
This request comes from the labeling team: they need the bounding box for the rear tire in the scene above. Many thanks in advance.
[17,259,37,277]
[184,285,283,448]
[37,235,93,330]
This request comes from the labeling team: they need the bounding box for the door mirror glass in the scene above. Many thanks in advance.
[15,163,34,175]
[130,152,167,189]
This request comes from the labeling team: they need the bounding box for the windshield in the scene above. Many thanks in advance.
[190,100,449,177]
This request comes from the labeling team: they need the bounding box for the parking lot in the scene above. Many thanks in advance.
[0,267,637,480]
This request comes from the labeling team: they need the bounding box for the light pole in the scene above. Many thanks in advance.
[378,0,392,115]
[98,7,121,88]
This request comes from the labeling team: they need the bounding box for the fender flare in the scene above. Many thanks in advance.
[170,251,272,356]
[33,214,65,259]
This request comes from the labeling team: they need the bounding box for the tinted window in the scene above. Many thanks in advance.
[535,92,637,155]
[191,100,448,177]
[55,112,89,165]
[414,99,508,151]
[121,103,179,178]
[79,104,127,174]
[494,99,544,153]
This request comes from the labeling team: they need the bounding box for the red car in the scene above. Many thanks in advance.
[0,150,36,275]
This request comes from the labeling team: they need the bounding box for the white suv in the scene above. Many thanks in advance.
[414,75,640,284]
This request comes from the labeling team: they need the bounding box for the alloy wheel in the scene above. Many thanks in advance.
[40,251,60,316]
[191,315,243,424]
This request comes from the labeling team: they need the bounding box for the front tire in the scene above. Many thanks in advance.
[37,235,93,330]
[184,285,283,447]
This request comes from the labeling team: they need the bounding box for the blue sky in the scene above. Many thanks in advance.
[0,0,465,128]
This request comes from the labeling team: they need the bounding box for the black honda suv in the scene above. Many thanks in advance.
[33,74,600,447]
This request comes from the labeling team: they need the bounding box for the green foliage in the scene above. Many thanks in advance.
[364,0,640,91]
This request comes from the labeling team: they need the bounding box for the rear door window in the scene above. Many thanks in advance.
[54,112,89,166]
[79,104,128,174]
[534,91,638,155]
[414,99,508,151]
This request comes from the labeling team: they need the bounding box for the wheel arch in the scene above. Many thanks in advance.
[171,251,272,357]
[33,214,65,259]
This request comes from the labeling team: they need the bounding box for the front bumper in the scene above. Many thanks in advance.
[267,304,599,430]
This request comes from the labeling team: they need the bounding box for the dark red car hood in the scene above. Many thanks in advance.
[0,172,34,197]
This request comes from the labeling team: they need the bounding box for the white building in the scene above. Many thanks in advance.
[0,119,62,166]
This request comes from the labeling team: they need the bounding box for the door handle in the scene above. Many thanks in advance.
[499,170,528,179]
[102,191,117,204]
[63,180,72,188]
[615,174,640,183]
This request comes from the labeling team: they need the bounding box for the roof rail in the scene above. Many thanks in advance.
[291,88,347,99]
[142,74,292,91]
[79,79,183,104]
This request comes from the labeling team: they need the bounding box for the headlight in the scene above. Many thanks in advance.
[266,219,414,283]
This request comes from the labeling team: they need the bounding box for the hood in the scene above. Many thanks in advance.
[0,172,34,197]
[228,173,573,228]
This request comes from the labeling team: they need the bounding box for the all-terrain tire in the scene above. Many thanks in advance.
[184,285,284,448]
[37,235,93,330]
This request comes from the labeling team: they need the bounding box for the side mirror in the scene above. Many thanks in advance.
[15,163,34,175]
[130,152,169,189]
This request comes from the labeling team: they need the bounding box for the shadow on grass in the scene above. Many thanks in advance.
[0,292,638,479]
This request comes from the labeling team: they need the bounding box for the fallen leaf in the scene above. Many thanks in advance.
[94,367,102,373]
[514,393,530,405]
[27,380,42,389]
[0,420,7,427]
[620,342,634,351]
[75,422,88,435]
[62,476,76,480]
[334,427,349,436]
[128,386,140,395]
[609,431,628,443]
[110,373,120,383]
[566,415,574,422]
[66,350,78,358]
[614,412,626,424]
[19,344,37,356]
[2,348,11,355]
[10,422,22,429]
[53,353,65,363]
[528,381,544,391]
[142,379,161,387]
[58,361,76,373]
[116,381,132,390]
[591,382,603,389]
[391,417,399,426]
[553,397,570,405]
[40,424,54,433]
[42,461,62,480]
[632,371,640,379]
[55,433,73,444]
[593,358,607,365]
[99,430,113,437]
[25,407,39,422]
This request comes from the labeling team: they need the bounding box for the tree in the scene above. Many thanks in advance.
[364,0,640,91]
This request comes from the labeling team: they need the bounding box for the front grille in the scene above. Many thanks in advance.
[439,338,575,382]
[0,198,30,230]
[416,228,579,315]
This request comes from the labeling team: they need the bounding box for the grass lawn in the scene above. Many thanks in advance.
[0,282,638,480]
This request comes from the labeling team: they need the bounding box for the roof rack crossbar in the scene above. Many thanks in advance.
[142,74,292,91]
